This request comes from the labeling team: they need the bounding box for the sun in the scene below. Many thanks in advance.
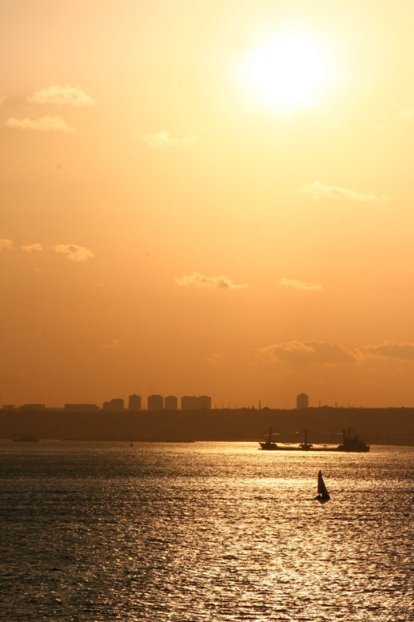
[237,32,330,111]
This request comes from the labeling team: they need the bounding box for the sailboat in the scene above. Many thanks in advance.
[315,470,330,503]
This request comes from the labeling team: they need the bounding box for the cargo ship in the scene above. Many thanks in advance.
[259,428,369,452]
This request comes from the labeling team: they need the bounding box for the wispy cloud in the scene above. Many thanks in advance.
[279,278,323,292]
[21,243,44,252]
[175,272,247,290]
[258,339,414,366]
[6,116,73,133]
[29,85,94,107]
[2,239,94,263]
[0,238,14,251]
[53,244,94,262]
[142,131,197,151]
[359,341,414,361]
[260,341,357,365]
[299,181,390,203]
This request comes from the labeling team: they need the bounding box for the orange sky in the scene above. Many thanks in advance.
[1,0,414,408]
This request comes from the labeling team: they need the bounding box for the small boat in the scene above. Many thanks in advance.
[259,427,279,450]
[315,470,330,503]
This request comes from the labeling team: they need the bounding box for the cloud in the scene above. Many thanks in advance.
[0,238,14,251]
[6,116,73,133]
[260,341,357,365]
[359,341,414,361]
[142,131,197,151]
[1,239,95,263]
[299,181,390,203]
[21,243,44,252]
[279,278,323,292]
[53,244,94,262]
[29,85,94,107]
[175,272,247,290]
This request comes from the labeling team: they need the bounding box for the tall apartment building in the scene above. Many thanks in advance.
[164,395,178,410]
[296,393,309,409]
[198,395,212,410]
[102,398,124,412]
[128,394,141,411]
[147,394,164,411]
[181,395,212,411]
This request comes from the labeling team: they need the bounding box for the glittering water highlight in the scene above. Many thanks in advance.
[1,442,413,621]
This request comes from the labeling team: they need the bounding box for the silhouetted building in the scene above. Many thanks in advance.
[19,404,46,410]
[128,394,141,411]
[165,395,178,410]
[181,395,212,411]
[181,396,197,411]
[147,394,164,411]
[64,403,100,412]
[296,393,309,409]
[198,395,212,410]
[102,398,124,412]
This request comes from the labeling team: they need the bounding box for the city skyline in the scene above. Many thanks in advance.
[2,392,215,411]
[0,392,414,410]
[2,2,414,408]
[2,389,409,411]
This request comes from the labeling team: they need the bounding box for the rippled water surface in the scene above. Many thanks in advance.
[1,442,413,621]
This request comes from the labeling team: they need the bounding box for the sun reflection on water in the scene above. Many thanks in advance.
[0,442,412,621]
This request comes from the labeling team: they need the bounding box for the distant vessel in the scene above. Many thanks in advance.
[12,435,39,442]
[259,427,279,450]
[259,428,314,451]
[259,428,369,452]
[337,429,370,452]
[315,470,330,503]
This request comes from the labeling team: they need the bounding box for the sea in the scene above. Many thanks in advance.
[0,441,413,622]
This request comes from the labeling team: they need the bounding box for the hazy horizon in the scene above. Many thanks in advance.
[5,395,414,411]
[2,1,414,408]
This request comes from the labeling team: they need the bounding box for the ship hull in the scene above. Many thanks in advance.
[259,443,369,452]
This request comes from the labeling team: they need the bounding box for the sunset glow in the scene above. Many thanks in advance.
[1,1,414,409]
[3,6,414,621]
